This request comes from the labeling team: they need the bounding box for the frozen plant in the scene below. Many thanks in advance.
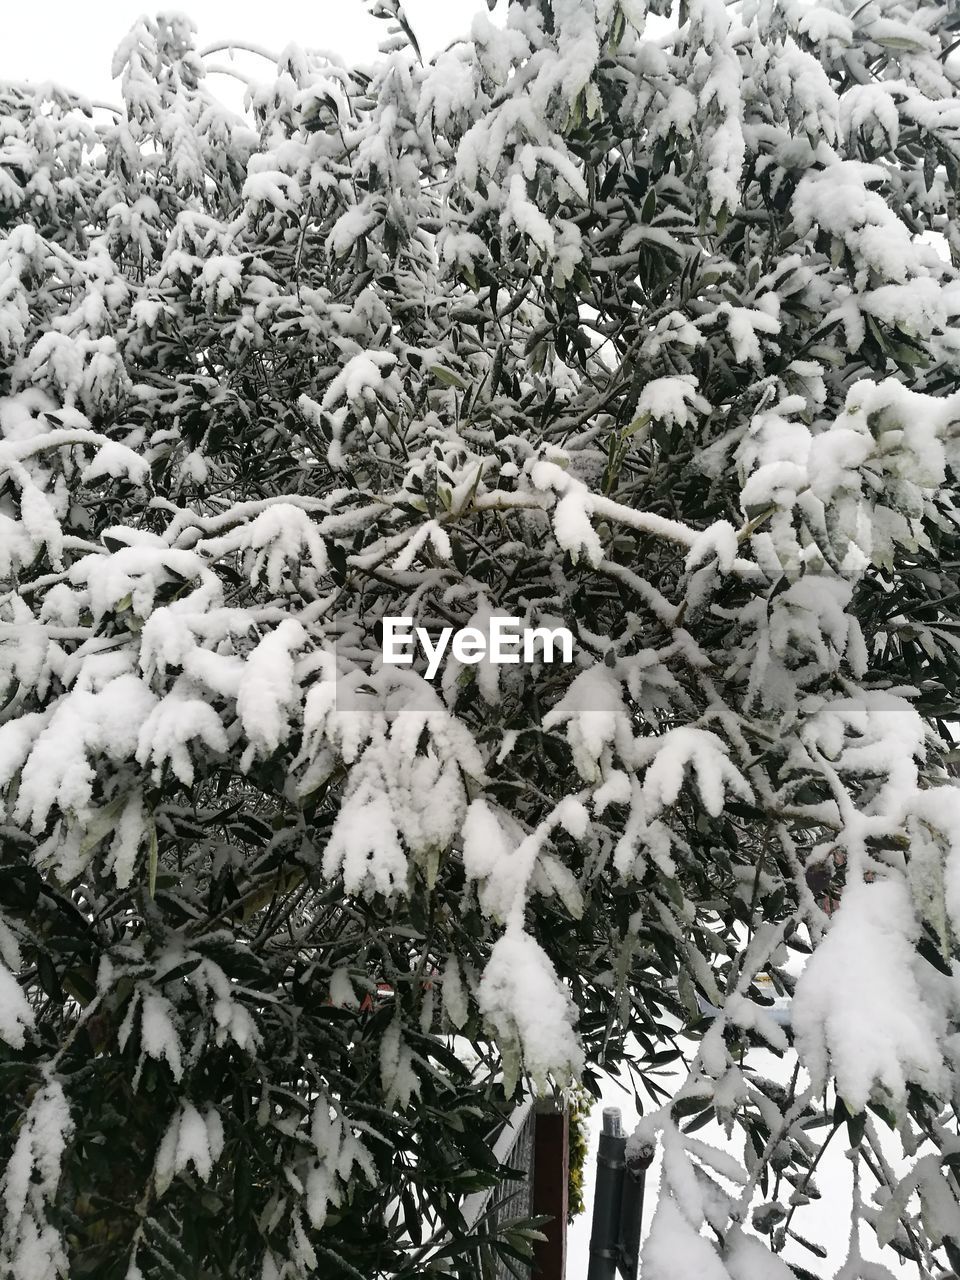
[1,0,960,1276]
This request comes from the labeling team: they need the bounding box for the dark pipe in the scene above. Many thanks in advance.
[586,1110,626,1280]
[616,1140,655,1280]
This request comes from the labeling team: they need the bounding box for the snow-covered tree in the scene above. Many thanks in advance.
[2,1,960,1275]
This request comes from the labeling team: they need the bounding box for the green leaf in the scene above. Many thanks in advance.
[640,187,657,224]
[622,411,650,440]
[430,365,467,390]
[846,1110,866,1148]
[36,951,64,1002]
[147,820,158,900]
[80,793,131,857]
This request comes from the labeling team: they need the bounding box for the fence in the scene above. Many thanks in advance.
[460,1097,569,1279]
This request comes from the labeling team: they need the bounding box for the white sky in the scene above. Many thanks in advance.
[0,0,504,107]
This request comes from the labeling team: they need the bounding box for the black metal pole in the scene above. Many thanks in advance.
[586,1109,625,1280]
[616,1138,655,1280]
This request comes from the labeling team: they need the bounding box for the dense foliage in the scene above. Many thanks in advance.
[2,0,960,1276]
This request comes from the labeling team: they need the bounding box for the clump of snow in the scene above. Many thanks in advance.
[241,170,301,215]
[136,685,229,787]
[139,991,184,1082]
[792,877,946,1110]
[478,926,583,1084]
[323,782,408,898]
[642,1196,729,1280]
[0,960,34,1050]
[236,619,306,767]
[0,1081,73,1280]
[725,1227,799,1280]
[154,1102,225,1197]
[462,797,519,920]
[380,1021,419,1108]
[793,162,926,282]
[641,727,752,818]
[14,674,156,834]
[638,375,711,428]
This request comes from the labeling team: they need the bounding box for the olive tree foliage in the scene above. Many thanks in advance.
[2,0,960,1276]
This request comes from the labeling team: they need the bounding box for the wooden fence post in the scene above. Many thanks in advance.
[532,1101,569,1279]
